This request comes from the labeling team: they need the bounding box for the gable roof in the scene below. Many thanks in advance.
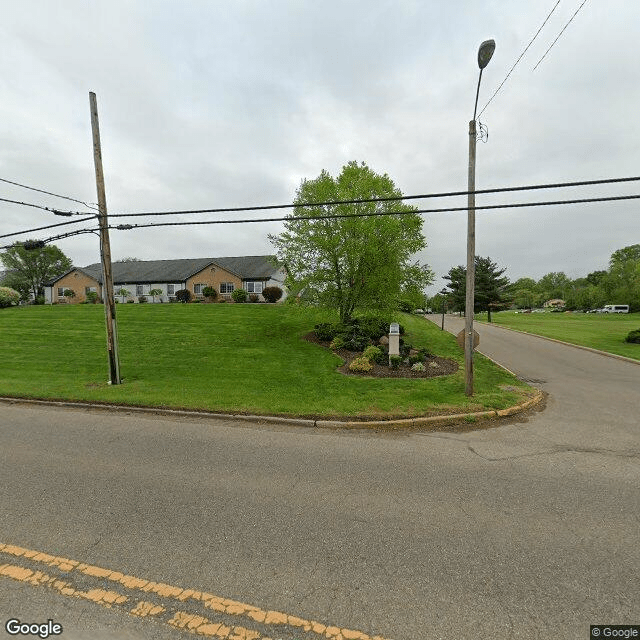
[45,255,281,286]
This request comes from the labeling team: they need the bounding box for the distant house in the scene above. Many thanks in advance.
[43,255,286,304]
[543,298,565,309]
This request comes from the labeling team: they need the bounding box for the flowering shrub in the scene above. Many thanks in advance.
[411,362,426,372]
[0,287,20,308]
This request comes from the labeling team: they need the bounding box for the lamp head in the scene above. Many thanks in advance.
[478,39,495,69]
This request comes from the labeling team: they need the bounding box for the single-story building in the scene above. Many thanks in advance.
[44,255,286,304]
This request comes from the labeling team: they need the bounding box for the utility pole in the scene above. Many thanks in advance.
[465,118,477,396]
[89,91,121,385]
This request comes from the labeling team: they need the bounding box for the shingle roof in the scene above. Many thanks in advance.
[48,255,281,285]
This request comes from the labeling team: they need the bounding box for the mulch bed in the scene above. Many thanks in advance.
[304,332,459,379]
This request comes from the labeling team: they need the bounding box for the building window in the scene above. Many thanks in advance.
[193,283,205,295]
[220,282,235,294]
[85,287,97,295]
[245,281,263,294]
[57,287,64,297]
[167,284,175,295]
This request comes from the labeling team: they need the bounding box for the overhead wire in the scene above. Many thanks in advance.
[106,175,640,219]
[479,0,562,118]
[533,0,589,71]
[0,177,99,211]
[0,216,97,240]
[111,193,640,231]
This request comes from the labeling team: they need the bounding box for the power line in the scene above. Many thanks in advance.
[0,227,100,251]
[0,216,97,240]
[6,191,638,249]
[479,0,561,117]
[111,193,640,231]
[533,0,589,71]
[0,177,99,211]
[106,175,640,219]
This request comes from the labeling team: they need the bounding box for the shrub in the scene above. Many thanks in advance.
[625,329,640,344]
[218,299,227,303]
[262,286,283,303]
[362,345,382,361]
[232,288,248,303]
[411,362,426,372]
[63,289,76,300]
[349,356,374,373]
[85,291,99,304]
[389,355,403,370]
[408,354,423,366]
[0,286,20,308]
[203,286,217,301]
[138,295,148,303]
[314,322,339,342]
[339,330,371,352]
[249,294,259,303]
[330,336,346,350]
[175,289,192,303]
[398,299,413,313]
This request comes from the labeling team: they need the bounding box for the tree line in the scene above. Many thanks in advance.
[436,244,640,314]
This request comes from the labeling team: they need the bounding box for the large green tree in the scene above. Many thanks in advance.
[0,241,73,300]
[443,256,510,313]
[269,161,432,322]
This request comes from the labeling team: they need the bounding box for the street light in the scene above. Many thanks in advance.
[440,288,448,331]
[465,39,495,397]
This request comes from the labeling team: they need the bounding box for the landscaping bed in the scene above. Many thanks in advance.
[305,331,458,378]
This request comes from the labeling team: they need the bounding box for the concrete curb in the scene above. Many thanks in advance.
[0,390,545,431]
[476,321,640,366]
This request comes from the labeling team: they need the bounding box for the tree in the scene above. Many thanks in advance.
[269,161,432,322]
[508,277,541,309]
[536,272,571,301]
[443,256,510,313]
[117,288,131,303]
[0,241,73,301]
[149,288,163,303]
[607,244,640,311]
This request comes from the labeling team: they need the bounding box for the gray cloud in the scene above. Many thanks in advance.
[1,1,638,292]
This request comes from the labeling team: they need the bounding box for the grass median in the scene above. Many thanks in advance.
[0,304,533,419]
[477,310,640,361]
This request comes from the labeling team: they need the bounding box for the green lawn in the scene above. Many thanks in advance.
[477,310,640,360]
[0,304,531,419]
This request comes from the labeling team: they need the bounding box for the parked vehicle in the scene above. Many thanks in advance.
[602,304,629,314]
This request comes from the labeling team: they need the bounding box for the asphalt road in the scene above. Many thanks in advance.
[1,317,639,640]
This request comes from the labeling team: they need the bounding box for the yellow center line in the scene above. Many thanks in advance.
[0,542,392,640]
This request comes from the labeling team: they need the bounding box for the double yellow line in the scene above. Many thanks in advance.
[0,542,392,640]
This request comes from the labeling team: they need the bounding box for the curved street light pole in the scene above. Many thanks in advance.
[465,39,495,397]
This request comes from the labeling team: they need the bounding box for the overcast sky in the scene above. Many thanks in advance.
[1,1,638,293]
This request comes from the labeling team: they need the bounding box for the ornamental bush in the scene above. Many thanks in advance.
[349,356,374,373]
[262,286,283,303]
[389,355,403,370]
[203,286,217,301]
[232,288,248,303]
[625,329,640,344]
[314,322,339,342]
[411,362,426,372]
[0,286,20,308]
[330,336,346,350]
[175,289,192,303]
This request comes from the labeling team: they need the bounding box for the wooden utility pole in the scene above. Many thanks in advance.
[89,91,121,385]
[464,118,477,396]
